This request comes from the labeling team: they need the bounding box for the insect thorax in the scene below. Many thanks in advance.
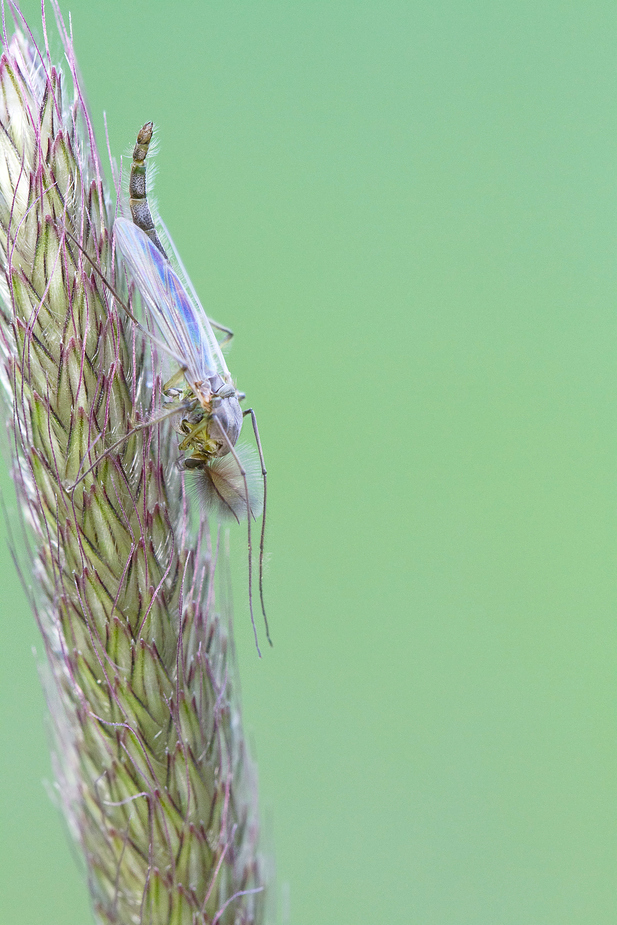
[170,373,242,468]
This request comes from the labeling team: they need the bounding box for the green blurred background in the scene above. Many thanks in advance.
[1,1,616,922]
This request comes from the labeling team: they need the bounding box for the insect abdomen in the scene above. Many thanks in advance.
[129,122,169,259]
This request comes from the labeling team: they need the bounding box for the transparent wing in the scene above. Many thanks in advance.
[114,217,230,385]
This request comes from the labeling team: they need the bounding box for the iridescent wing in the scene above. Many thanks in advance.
[114,217,231,388]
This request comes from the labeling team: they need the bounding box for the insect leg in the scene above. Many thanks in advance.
[243,407,271,647]
[209,319,234,346]
[69,402,190,492]
[162,367,188,393]
[60,223,187,370]
[60,223,140,324]
[156,216,235,346]
[212,415,262,657]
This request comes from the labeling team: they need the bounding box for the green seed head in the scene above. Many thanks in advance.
[0,7,264,923]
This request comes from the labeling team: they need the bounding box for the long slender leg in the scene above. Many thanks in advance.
[209,319,234,346]
[162,367,188,393]
[243,407,271,646]
[212,414,262,657]
[60,223,187,370]
[177,413,212,453]
[69,402,189,491]
[156,216,236,347]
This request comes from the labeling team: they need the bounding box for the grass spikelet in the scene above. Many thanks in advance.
[0,3,265,923]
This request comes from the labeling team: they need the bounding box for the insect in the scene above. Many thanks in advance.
[113,123,270,653]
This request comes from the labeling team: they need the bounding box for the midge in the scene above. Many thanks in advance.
[114,123,270,653]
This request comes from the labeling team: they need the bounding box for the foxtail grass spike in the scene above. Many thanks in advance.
[0,3,265,923]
